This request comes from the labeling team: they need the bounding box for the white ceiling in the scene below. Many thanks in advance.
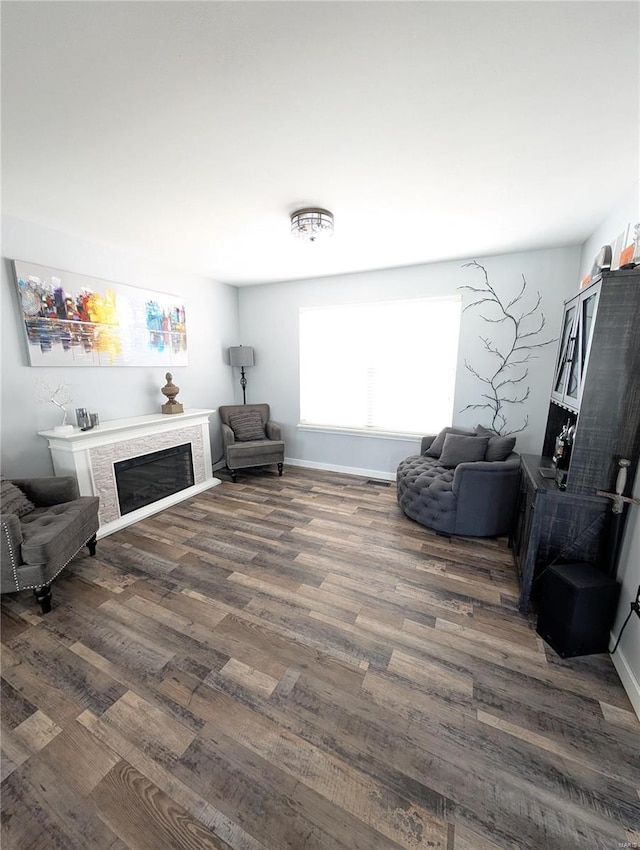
[2,1,638,286]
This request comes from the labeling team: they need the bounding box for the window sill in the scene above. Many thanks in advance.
[297,424,422,442]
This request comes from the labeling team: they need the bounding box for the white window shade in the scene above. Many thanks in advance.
[300,296,462,434]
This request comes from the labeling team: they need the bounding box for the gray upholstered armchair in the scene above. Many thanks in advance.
[219,404,285,482]
[1,476,100,613]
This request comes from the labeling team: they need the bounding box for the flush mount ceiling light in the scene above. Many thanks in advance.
[290,208,334,242]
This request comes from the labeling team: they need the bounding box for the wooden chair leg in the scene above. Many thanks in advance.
[34,585,52,614]
[230,469,237,483]
[278,463,284,476]
[87,534,97,557]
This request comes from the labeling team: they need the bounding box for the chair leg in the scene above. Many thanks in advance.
[230,469,237,483]
[34,585,52,614]
[87,533,97,557]
[277,463,284,477]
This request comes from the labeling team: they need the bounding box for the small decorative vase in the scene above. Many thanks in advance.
[161,372,184,414]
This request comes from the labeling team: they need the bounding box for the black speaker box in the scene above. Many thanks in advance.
[536,562,620,658]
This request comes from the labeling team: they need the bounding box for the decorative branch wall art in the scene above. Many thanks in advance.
[459,261,557,435]
[12,260,188,368]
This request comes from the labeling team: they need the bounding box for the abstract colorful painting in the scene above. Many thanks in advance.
[12,260,188,367]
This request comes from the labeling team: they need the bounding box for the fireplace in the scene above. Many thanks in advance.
[115,443,195,515]
[38,408,220,537]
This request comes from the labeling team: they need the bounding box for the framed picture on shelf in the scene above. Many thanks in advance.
[619,222,640,269]
[611,223,631,271]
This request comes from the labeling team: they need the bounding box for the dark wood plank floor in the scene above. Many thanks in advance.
[2,467,639,850]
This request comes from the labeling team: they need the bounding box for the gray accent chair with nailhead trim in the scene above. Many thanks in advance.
[219,403,285,482]
[1,477,99,613]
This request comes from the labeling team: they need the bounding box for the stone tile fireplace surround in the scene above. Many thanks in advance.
[38,409,220,537]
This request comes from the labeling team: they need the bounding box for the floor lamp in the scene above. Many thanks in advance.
[229,346,254,404]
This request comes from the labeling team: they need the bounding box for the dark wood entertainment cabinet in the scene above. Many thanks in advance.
[510,268,640,612]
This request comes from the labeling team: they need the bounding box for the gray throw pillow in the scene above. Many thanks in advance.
[438,433,489,468]
[425,426,476,458]
[475,424,495,438]
[0,479,35,517]
[229,410,267,442]
[475,424,517,462]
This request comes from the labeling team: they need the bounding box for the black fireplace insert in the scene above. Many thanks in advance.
[114,443,194,516]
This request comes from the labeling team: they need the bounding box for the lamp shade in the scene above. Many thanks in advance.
[229,346,255,368]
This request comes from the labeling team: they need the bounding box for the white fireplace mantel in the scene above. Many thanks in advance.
[38,408,220,537]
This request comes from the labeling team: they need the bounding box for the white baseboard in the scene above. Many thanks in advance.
[284,456,395,482]
[609,638,640,721]
[213,456,395,481]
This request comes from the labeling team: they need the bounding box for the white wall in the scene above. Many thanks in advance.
[238,246,581,478]
[611,468,640,719]
[1,215,239,477]
[579,183,640,718]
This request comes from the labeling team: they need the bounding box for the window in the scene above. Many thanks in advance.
[299,295,462,434]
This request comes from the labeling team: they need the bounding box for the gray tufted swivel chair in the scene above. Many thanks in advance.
[397,432,520,537]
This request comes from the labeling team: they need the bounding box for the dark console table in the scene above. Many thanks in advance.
[510,454,610,612]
